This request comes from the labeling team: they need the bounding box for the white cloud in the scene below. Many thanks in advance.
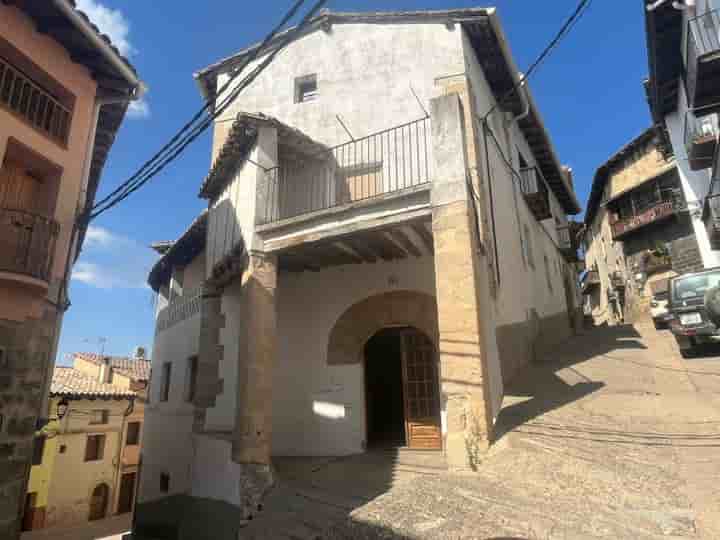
[128,97,150,119]
[75,0,134,57]
[73,227,156,289]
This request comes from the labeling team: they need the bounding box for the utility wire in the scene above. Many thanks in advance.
[85,0,328,222]
[480,0,592,122]
[89,0,309,215]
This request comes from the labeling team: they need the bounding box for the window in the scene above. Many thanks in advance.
[523,224,534,268]
[185,356,198,403]
[160,473,170,493]
[126,422,141,446]
[31,435,45,466]
[544,255,554,292]
[85,435,105,462]
[294,74,318,103]
[89,410,109,425]
[160,362,172,402]
[59,444,67,454]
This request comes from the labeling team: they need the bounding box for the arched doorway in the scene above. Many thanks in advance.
[88,483,109,521]
[364,327,441,450]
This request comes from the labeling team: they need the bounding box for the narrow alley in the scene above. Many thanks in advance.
[233,323,720,540]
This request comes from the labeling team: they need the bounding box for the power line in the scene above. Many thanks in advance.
[85,0,328,222]
[480,0,593,122]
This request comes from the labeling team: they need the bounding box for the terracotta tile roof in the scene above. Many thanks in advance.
[51,367,136,399]
[74,353,152,382]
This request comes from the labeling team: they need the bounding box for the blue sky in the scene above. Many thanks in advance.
[57,0,651,363]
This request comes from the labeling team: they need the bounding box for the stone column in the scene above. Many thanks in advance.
[430,93,495,471]
[193,283,224,433]
[232,252,277,466]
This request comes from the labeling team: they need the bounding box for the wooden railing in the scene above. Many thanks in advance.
[259,117,431,224]
[0,57,71,145]
[156,288,202,333]
[518,166,552,221]
[0,208,59,282]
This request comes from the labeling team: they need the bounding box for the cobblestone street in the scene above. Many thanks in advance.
[233,322,720,539]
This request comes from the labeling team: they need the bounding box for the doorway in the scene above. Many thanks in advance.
[89,483,109,521]
[364,327,441,450]
[117,472,136,514]
[21,492,37,531]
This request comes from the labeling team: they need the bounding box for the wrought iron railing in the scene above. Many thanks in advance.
[0,208,59,281]
[156,288,202,333]
[686,9,720,107]
[259,117,431,224]
[0,57,72,145]
[557,224,572,250]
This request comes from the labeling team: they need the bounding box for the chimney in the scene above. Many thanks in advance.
[134,346,146,359]
[98,356,112,384]
[562,165,574,191]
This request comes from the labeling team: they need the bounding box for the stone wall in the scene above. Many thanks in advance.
[0,312,55,539]
[607,139,671,199]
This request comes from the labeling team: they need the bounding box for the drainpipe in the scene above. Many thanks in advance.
[514,81,531,123]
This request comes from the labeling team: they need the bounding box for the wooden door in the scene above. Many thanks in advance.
[88,484,109,521]
[401,330,442,450]
[117,472,136,514]
[21,493,37,532]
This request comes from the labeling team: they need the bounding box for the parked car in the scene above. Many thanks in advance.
[668,268,720,358]
[650,290,671,329]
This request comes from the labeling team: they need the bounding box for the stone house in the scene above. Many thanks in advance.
[23,353,149,532]
[136,8,582,539]
[583,128,702,325]
[644,0,720,268]
[0,3,144,539]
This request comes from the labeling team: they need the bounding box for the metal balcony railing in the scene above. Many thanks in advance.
[557,225,572,250]
[0,208,59,282]
[519,166,552,221]
[156,288,202,333]
[686,9,720,109]
[684,108,719,170]
[0,57,72,145]
[259,117,431,225]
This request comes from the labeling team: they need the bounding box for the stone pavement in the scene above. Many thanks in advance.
[21,514,131,540]
[236,321,720,539]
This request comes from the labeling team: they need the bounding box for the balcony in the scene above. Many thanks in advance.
[156,288,201,333]
[685,9,720,110]
[704,193,720,249]
[610,188,686,240]
[580,268,600,294]
[0,208,59,283]
[0,58,71,146]
[557,221,582,261]
[519,166,552,221]
[258,117,431,225]
[684,109,719,170]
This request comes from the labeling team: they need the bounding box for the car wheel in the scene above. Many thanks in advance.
[654,320,662,330]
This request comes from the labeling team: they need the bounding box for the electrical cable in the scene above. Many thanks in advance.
[84,0,328,222]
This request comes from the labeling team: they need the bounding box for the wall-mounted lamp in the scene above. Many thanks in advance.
[56,398,70,420]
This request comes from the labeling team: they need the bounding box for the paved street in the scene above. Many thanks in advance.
[236,321,720,539]
[21,514,131,540]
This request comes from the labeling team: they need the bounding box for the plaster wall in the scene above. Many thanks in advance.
[213,23,464,159]
[272,256,437,456]
[460,31,575,381]
[43,398,129,528]
[140,311,200,504]
[0,4,98,322]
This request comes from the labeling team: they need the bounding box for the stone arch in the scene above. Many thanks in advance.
[88,483,109,521]
[327,290,438,365]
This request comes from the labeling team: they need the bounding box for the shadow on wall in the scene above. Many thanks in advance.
[494,324,645,441]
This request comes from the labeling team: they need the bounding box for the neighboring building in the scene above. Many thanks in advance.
[136,8,582,539]
[0,3,144,538]
[23,353,149,532]
[644,0,720,268]
[583,128,702,325]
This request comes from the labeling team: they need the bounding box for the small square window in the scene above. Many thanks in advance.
[59,444,67,454]
[294,74,318,103]
[160,362,172,402]
[160,473,170,493]
[89,410,109,425]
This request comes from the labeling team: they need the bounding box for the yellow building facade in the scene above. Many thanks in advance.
[24,355,148,532]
